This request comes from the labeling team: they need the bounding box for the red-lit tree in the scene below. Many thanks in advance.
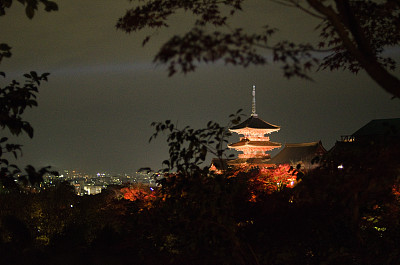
[238,164,298,201]
[120,185,156,202]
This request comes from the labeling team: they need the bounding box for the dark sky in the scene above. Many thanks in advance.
[1,0,399,174]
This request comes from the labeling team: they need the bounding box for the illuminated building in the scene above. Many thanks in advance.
[227,86,281,167]
[210,85,327,172]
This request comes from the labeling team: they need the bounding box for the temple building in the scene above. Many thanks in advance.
[324,118,400,169]
[268,141,327,170]
[227,86,281,167]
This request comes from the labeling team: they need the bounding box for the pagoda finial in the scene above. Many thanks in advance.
[251,85,257,116]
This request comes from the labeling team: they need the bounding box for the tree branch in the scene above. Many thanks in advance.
[307,0,400,98]
[271,0,325,19]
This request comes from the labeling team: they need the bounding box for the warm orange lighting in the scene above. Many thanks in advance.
[393,183,400,199]
[235,164,299,201]
[120,185,156,202]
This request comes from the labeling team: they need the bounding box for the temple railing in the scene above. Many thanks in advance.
[340,135,355,142]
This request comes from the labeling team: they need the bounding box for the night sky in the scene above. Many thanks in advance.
[1,0,399,174]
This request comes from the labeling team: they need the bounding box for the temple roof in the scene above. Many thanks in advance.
[352,118,400,138]
[269,141,326,165]
[230,116,280,131]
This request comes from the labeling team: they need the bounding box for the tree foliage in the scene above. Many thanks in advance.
[0,0,58,19]
[0,0,58,63]
[117,0,400,97]
[138,115,400,264]
[0,74,58,190]
[0,0,59,189]
[0,116,399,264]
[149,108,243,174]
[137,109,400,264]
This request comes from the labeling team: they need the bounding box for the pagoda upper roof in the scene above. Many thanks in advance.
[230,115,280,131]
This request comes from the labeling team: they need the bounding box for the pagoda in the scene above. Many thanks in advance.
[228,86,281,166]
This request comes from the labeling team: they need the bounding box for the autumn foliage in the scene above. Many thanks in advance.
[251,164,297,191]
[120,164,298,205]
[393,181,400,200]
[120,185,156,202]
[1,115,399,265]
[225,164,298,201]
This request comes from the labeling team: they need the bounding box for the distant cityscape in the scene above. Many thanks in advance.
[43,169,157,196]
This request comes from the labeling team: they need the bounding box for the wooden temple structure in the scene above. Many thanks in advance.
[227,86,281,167]
[210,85,327,172]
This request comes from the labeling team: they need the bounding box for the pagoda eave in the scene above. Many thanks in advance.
[229,127,279,135]
[228,141,282,148]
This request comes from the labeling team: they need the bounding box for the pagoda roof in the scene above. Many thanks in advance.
[228,140,281,148]
[269,141,326,165]
[230,115,280,131]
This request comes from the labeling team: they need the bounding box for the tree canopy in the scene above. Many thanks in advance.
[116,0,400,98]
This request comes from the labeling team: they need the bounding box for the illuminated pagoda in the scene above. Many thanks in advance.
[228,86,281,166]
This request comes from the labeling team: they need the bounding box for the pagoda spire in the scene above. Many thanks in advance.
[251,85,257,117]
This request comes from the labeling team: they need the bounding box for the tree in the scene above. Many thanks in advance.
[0,72,59,189]
[136,114,400,264]
[116,0,400,98]
[148,109,242,174]
[0,0,58,189]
